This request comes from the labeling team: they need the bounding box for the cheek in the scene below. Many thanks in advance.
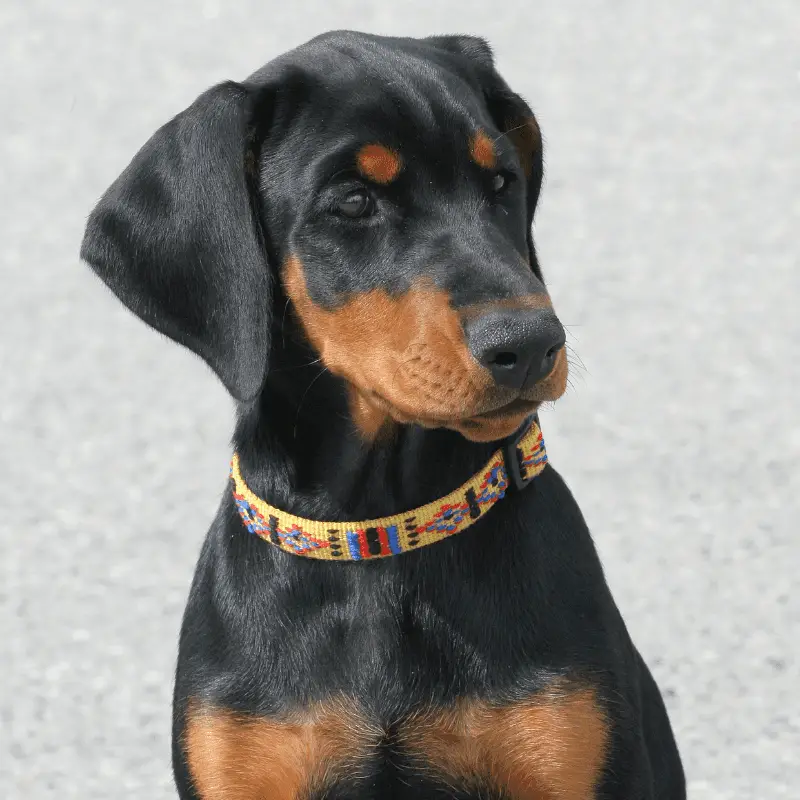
[282,255,493,425]
[283,258,409,380]
[281,254,565,441]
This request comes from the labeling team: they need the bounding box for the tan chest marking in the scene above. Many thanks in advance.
[398,684,609,799]
[184,684,607,799]
[183,698,381,800]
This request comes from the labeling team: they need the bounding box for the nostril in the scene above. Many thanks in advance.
[490,351,517,369]
[544,344,560,361]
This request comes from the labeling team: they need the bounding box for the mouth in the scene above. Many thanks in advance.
[360,390,540,440]
[346,348,568,442]
[470,397,540,421]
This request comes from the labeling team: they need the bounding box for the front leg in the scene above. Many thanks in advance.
[596,658,685,800]
[636,653,686,799]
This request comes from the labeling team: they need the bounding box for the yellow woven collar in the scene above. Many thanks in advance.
[230,416,547,561]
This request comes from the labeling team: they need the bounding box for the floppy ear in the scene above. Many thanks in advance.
[81,81,272,401]
[427,36,545,274]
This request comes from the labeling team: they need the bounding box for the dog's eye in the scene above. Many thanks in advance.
[336,190,375,219]
[492,172,513,194]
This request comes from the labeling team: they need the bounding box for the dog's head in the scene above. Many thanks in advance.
[82,32,567,443]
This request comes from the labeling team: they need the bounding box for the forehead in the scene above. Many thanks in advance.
[270,37,509,179]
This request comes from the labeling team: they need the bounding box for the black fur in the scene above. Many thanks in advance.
[82,31,685,799]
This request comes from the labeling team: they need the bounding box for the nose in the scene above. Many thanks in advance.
[465,308,566,390]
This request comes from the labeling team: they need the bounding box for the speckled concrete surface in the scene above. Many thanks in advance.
[2,1,798,797]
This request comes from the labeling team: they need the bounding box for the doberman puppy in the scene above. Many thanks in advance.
[81,31,685,799]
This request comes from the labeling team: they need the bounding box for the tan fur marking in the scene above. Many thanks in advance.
[183,698,380,800]
[506,116,541,177]
[400,685,608,799]
[348,385,396,442]
[470,128,497,169]
[356,143,402,184]
[283,256,567,442]
[458,293,553,320]
[284,255,490,437]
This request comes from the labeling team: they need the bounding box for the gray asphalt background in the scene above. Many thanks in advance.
[2,1,798,797]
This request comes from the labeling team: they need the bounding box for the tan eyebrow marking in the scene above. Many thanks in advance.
[469,129,497,169]
[356,144,402,184]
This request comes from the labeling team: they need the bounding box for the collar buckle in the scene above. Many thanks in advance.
[503,415,539,492]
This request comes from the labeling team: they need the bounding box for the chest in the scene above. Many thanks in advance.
[182,682,609,799]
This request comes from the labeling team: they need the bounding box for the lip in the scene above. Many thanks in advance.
[366,389,538,426]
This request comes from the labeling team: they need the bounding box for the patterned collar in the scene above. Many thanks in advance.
[230,416,547,562]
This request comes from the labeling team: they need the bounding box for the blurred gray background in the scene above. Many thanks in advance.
[2,1,798,797]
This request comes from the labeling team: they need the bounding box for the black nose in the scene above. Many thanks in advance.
[465,308,566,390]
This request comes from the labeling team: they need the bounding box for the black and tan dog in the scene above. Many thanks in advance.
[82,31,685,799]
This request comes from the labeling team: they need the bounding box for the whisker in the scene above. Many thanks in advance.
[272,356,323,373]
[561,324,584,344]
[492,122,528,143]
[281,297,292,349]
[565,344,588,375]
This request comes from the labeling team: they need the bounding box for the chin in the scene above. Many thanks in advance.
[446,406,537,442]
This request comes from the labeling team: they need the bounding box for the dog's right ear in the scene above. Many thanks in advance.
[81,81,273,402]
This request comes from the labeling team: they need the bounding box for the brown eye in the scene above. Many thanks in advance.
[492,172,508,193]
[337,190,374,218]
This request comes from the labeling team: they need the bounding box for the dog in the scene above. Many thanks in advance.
[81,30,685,800]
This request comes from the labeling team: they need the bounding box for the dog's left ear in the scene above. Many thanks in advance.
[428,36,545,273]
[81,81,273,401]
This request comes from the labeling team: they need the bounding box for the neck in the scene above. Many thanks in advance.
[233,338,499,522]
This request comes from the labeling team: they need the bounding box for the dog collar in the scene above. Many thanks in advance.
[230,416,547,561]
